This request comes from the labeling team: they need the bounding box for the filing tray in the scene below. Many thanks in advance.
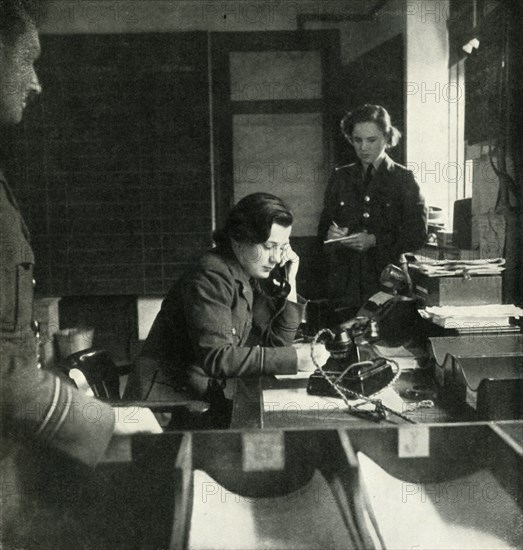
[129,423,523,550]
[429,334,523,420]
[454,356,523,419]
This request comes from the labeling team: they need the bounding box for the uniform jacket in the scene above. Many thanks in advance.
[128,246,305,400]
[318,154,427,308]
[0,170,115,468]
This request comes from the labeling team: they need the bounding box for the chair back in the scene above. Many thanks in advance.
[61,348,121,400]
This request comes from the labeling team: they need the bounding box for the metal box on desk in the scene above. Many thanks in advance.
[409,269,502,306]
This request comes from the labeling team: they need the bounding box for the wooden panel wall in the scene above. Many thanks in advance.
[335,34,405,166]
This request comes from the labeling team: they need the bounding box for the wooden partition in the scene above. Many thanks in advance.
[127,422,523,550]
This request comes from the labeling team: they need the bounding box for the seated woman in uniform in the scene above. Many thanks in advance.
[125,192,327,401]
[318,104,428,319]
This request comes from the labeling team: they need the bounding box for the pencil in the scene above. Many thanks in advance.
[332,220,339,228]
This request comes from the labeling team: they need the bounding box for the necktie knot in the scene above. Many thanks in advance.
[363,164,374,186]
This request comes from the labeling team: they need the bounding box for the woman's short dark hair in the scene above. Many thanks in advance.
[0,0,37,45]
[340,104,401,149]
[214,192,293,246]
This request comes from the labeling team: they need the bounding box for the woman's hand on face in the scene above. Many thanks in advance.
[281,243,299,280]
[327,224,349,241]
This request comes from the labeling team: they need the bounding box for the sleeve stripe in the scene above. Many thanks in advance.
[36,377,61,436]
[48,384,72,440]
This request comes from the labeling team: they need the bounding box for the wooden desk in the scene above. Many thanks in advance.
[230,370,463,430]
[229,346,485,430]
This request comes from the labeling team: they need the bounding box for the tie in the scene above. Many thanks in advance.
[363,164,374,186]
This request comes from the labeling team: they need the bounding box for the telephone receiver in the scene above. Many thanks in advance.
[262,262,291,299]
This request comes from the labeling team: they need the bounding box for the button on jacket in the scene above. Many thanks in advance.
[318,154,427,308]
[1,171,115,467]
[132,246,305,399]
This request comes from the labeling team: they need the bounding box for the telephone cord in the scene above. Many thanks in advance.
[310,329,415,424]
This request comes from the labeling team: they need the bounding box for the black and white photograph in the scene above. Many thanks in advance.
[1,1,522,548]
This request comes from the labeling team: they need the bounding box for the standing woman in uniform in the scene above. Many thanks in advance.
[318,104,427,317]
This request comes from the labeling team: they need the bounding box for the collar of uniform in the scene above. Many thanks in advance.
[0,172,31,242]
[360,153,394,182]
[229,259,253,308]
[1,169,22,212]
[213,245,253,305]
[375,153,394,173]
[362,153,391,174]
[335,153,394,174]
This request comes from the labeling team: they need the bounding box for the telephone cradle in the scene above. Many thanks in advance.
[307,265,420,400]
[307,356,395,398]
[307,315,397,399]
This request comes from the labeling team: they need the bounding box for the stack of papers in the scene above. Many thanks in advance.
[419,304,523,328]
[409,258,505,277]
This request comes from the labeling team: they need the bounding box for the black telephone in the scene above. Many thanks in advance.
[262,263,291,299]
[355,263,422,345]
[306,264,417,398]
[306,315,396,397]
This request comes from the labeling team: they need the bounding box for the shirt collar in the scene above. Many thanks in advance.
[361,152,392,174]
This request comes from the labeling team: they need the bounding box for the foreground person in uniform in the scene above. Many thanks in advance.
[318,104,428,317]
[1,2,160,547]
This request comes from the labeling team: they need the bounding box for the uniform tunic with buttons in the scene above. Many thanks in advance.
[1,170,115,467]
[126,245,305,400]
[318,154,427,310]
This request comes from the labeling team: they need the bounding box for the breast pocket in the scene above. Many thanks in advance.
[231,312,252,346]
[378,199,401,231]
[239,319,253,346]
[336,192,360,229]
